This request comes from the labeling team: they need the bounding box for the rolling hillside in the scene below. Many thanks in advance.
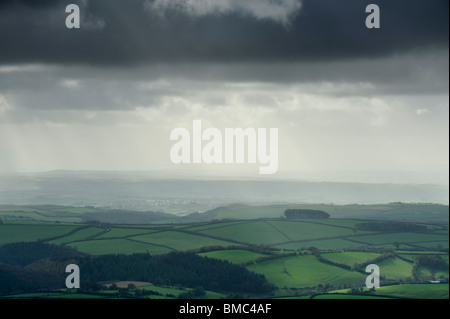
[0,204,448,299]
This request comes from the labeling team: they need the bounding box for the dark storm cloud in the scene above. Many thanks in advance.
[0,0,60,9]
[0,0,448,66]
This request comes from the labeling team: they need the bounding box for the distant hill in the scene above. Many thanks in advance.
[0,202,448,224]
[284,209,330,219]
[0,172,448,215]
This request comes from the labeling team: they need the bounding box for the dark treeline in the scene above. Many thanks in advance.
[0,263,62,296]
[412,255,449,280]
[0,242,274,296]
[356,222,427,232]
[0,242,80,296]
[284,209,330,219]
[415,255,448,271]
[78,252,274,293]
[0,242,83,267]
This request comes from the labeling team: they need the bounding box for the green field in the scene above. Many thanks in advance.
[1,202,448,224]
[68,238,172,255]
[208,203,449,224]
[375,284,449,299]
[96,228,156,239]
[198,249,269,264]
[183,221,251,232]
[0,205,97,223]
[138,284,226,299]
[414,241,449,249]
[48,227,105,245]
[377,257,414,279]
[353,232,448,245]
[0,203,448,299]
[133,231,235,251]
[198,221,289,245]
[0,224,78,244]
[247,254,367,289]
[275,239,362,250]
[322,251,382,267]
[265,220,356,241]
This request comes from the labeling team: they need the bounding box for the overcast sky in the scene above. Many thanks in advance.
[0,0,448,184]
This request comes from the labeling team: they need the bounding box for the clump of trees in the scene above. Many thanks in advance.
[284,209,330,219]
[415,255,448,270]
[412,255,448,280]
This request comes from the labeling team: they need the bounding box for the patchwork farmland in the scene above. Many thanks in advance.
[0,204,448,299]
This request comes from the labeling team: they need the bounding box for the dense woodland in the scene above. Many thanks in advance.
[0,242,273,296]
[78,253,274,293]
[0,242,83,267]
[0,263,62,296]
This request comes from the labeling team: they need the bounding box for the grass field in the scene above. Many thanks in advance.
[414,241,449,249]
[247,254,367,289]
[0,205,98,223]
[275,239,362,250]
[68,238,172,255]
[48,227,104,245]
[133,231,235,251]
[198,249,269,264]
[0,224,78,244]
[352,232,448,245]
[322,251,382,267]
[2,219,448,256]
[265,220,356,241]
[183,221,252,232]
[377,257,414,279]
[198,221,290,245]
[0,203,448,299]
[1,203,448,224]
[208,203,449,224]
[95,228,157,239]
[374,284,449,299]
[327,283,449,299]
[138,284,226,299]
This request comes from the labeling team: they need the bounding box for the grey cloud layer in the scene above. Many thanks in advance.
[1,49,447,117]
[0,0,448,65]
[144,0,302,26]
